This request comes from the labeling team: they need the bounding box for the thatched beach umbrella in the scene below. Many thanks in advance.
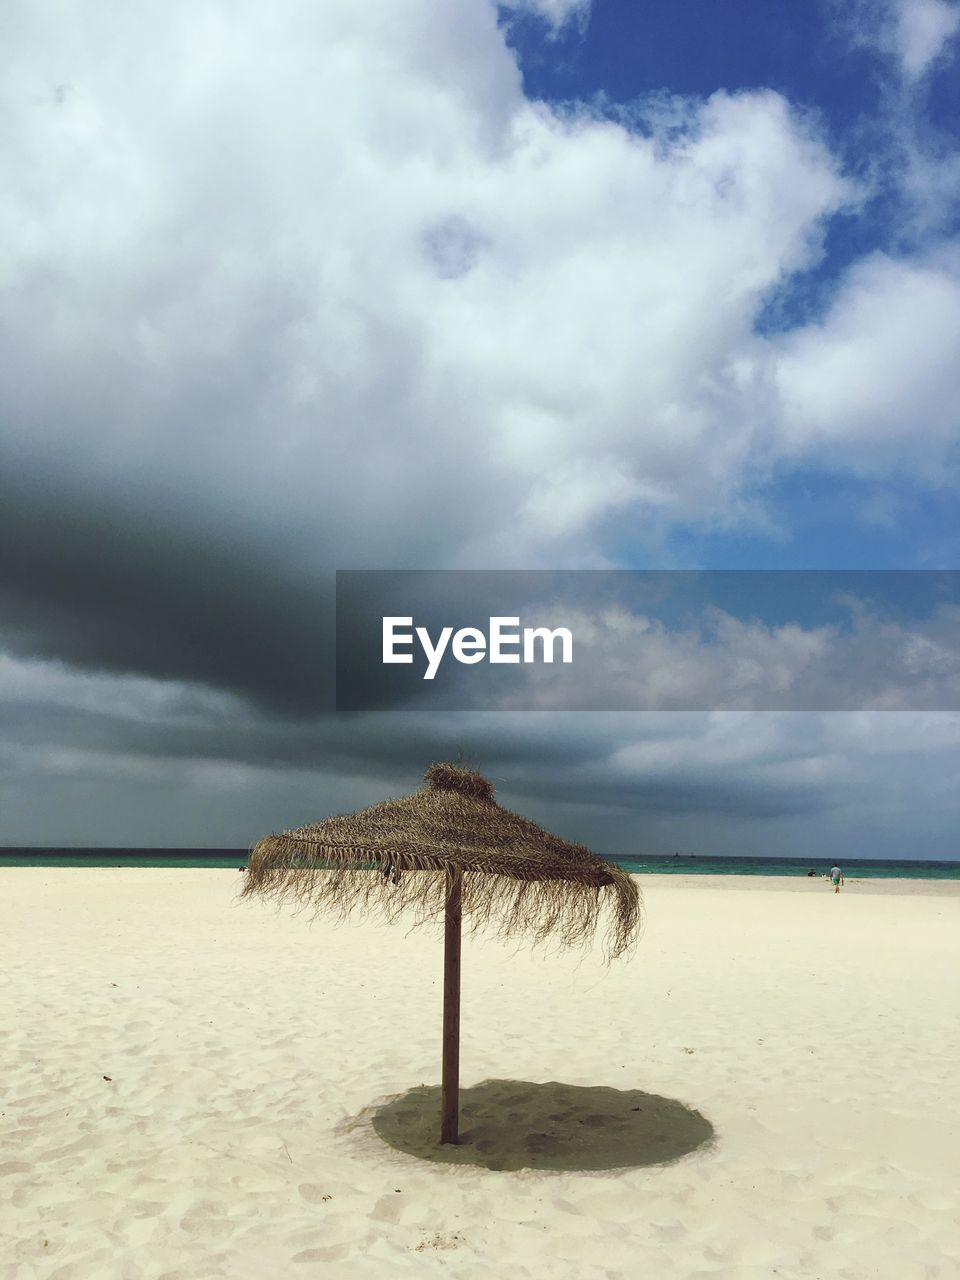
[242,763,641,1145]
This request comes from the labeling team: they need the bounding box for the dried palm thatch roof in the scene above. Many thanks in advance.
[242,763,641,960]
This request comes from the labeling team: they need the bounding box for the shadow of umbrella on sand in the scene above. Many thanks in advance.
[367,1080,714,1172]
[242,763,642,1146]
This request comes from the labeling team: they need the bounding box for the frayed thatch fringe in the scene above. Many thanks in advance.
[241,764,642,962]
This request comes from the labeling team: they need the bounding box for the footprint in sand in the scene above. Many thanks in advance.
[293,1245,348,1263]
[179,1200,232,1239]
[129,1200,166,1219]
[653,1220,686,1242]
[370,1194,404,1224]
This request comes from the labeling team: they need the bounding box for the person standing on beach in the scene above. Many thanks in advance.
[830,864,843,893]
[381,857,402,886]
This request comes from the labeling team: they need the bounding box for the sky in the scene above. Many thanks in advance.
[1,0,958,857]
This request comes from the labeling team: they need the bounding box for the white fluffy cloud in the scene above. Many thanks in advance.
[772,249,960,475]
[1,0,860,574]
[841,0,959,80]
[838,1,960,237]
[4,0,956,576]
[498,0,591,30]
[3,0,957,573]
[893,0,960,78]
[479,599,960,711]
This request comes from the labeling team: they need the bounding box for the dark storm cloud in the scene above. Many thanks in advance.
[0,686,839,825]
[0,468,335,713]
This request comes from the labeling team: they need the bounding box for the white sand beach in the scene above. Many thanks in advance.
[2,868,958,1280]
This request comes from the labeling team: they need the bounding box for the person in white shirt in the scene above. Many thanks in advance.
[829,865,843,893]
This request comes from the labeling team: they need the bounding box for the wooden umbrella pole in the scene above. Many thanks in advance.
[440,866,462,1144]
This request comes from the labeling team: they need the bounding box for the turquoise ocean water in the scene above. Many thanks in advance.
[2,849,959,878]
